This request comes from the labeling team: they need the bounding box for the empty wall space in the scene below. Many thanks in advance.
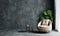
[0,0,54,31]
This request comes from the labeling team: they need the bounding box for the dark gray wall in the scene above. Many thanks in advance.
[0,0,53,30]
[0,0,8,30]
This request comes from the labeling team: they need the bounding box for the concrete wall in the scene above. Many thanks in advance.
[0,0,54,31]
[0,0,8,30]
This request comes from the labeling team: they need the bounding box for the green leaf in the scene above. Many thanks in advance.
[47,10,52,16]
[39,10,53,22]
[43,11,47,15]
[45,15,49,19]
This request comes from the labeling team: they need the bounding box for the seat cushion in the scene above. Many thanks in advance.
[40,25,48,28]
[41,19,50,26]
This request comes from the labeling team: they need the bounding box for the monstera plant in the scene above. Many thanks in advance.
[40,10,53,22]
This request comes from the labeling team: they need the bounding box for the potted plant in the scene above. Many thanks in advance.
[37,10,53,32]
[40,10,53,22]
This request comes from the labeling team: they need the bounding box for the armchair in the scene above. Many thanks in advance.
[37,19,52,32]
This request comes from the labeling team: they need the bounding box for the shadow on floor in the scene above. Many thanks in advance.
[18,31,27,32]
[18,30,49,34]
[30,31,50,34]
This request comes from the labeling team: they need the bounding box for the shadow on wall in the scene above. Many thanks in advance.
[0,0,54,30]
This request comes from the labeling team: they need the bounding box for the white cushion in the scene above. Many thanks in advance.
[42,19,50,26]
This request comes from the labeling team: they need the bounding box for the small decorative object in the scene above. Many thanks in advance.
[26,24,33,32]
[26,24,30,32]
[37,10,53,32]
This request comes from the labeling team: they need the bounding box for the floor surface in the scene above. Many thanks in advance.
[0,30,60,36]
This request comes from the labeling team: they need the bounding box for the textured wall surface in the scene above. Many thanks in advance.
[0,0,8,30]
[0,0,53,31]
